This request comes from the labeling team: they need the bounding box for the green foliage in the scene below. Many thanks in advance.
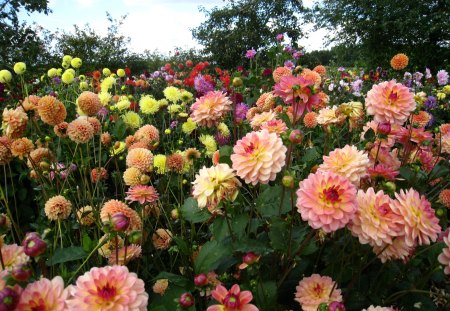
[47,246,87,266]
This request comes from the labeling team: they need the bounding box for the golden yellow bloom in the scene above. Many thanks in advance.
[163,86,182,102]
[158,99,169,108]
[153,154,167,174]
[217,122,230,137]
[101,76,116,92]
[139,95,159,114]
[98,92,111,106]
[113,96,131,111]
[122,111,142,129]
[182,118,197,134]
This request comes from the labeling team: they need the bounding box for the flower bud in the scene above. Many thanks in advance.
[128,231,143,244]
[377,122,391,135]
[0,214,11,231]
[140,174,150,185]
[0,287,19,310]
[242,252,259,265]
[170,209,179,220]
[179,292,195,309]
[328,301,346,311]
[111,213,130,232]
[194,273,208,287]
[383,181,396,194]
[11,264,32,282]
[22,232,47,257]
[282,175,295,189]
[232,77,243,87]
[289,129,303,144]
[318,303,329,311]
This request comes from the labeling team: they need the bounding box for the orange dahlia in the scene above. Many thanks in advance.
[77,91,102,116]
[21,95,40,112]
[190,91,232,127]
[126,148,153,172]
[411,111,431,128]
[0,136,12,165]
[67,118,95,144]
[2,108,28,138]
[10,137,33,159]
[390,53,409,70]
[439,189,450,208]
[231,130,286,185]
[300,68,321,88]
[27,147,53,168]
[44,195,72,221]
[313,65,326,76]
[123,167,143,186]
[167,153,184,173]
[54,122,69,138]
[37,96,67,125]
[272,66,292,83]
[255,92,276,111]
[152,228,172,250]
[365,80,415,125]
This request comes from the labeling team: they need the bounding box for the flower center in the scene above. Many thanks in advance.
[313,284,323,297]
[388,91,398,103]
[223,293,240,309]
[377,203,390,216]
[244,142,255,155]
[97,283,117,301]
[323,186,340,203]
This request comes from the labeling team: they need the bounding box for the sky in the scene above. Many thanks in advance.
[19,0,329,55]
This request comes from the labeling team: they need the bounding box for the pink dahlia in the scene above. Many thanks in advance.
[361,121,396,148]
[259,119,288,135]
[231,130,286,185]
[365,80,415,125]
[294,274,343,311]
[391,188,441,247]
[16,276,68,310]
[318,145,371,186]
[0,244,29,271]
[207,284,258,311]
[273,75,318,116]
[349,188,403,247]
[373,236,414,263]
[190,90,232,127]
[438,230,450,274]
[368,164,399,182]
[126,185,159,204]
[66,265,148,311]
[296,171,357,233]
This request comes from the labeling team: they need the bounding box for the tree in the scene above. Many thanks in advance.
[192,0,306,69]
[0,0,52,67]
[311,0,450,69]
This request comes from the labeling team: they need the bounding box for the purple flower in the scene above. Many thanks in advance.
[284,60,295,69]
[338,67,345,72]
[292,51,303,59]
[245,49,257,59]
[97,106,109,118]
[170,120,178,128]
[437,69,449,85]
[152,71,160,78]
[52,77,61,85]
[425,68,432,79]
[424,96,437,110]
[165,75,173,81]
[276,34,284,41]
[235,102,249,123]
[284,45,293,53]
[215,133,229,146]
[351,79,363,96]
[194,75,214,95]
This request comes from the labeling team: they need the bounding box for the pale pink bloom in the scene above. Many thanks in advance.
[373,236,414,263]
[66,265,148,311]
[318,145,371,186]
[294,274,342,311]
[365,80,415,125]
[108,244,142,265]
[296,171,357,233]
[207,284,258,311]
[368,147,401,170]
[190,91,232,127]
[0,244,30,271]
[362,306,396,311]
[391,188,441,247]
[349,188,403,247]
[259,119,288,135]
[231,130,286,185]
[441,133,450,154]
[17,276,68,311]
[249,110,277,130]
[125,185,159,204]
[438,230,450,274]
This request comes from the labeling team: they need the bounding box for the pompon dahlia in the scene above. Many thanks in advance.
[439,189,450,208]
[126,148,153,172]
[27,147,53,168]
[167,153,185,173]
[313,65,326,75]
[207,284,258,311]
[318,145,371,186]
[260,119,288,135]
[303,111,318,128]
[100,200,142,232]
[67,118,94,144]
[294,274,342,311]
[54,122,69,138]
[272,66,292,83]
[390,53,409,70]
[134,124,160,146]
[126,185,159,204]
[231,130,286,185]
[87,117,101,134]
[438,230,450,274]
[44,195,72,221]
[11,137,33,159]
[256,92,276,111]
[190,91,232,127]
[349,188,403,247]
[108,244,142,265]
[66,265,148,311]
[16,276,68,311]
[37,95,67,125]
[123,167,143,186]
[152,228,172,250]
[77,91,102,116]
[192,163,241,211]
[2,108,28,138]
[0,136,12,165]
[1,244,29,271]
[297,171,357,232]
[300,68,322,88]
[365,80,415,125]
[391,189,441,247]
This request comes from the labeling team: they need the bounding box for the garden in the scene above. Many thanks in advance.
[0,1,449,311]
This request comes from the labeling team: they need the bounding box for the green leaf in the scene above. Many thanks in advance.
[82,234,94,253]
[194,240,232,273]
[112,119,127,139]
[234,237,272,255]
[302,147,321,163]
[256,185,291,217]
[46,246,87,266]
[219,145,233,165]
[153,272,193,289]
[179,197,210,224]
[173,236,190,256]
[210,214,249,241]
[363,128,375,140]
[255,281,277,309]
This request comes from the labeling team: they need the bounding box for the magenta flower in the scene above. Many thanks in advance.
[245,49,257,59]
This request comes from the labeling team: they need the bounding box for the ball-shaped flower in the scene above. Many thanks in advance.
[295,274,343,311]
[390,53,409,70]
[44,195,72,221]
[67,118,95,144]
[365,80,415,125]
[126,148,153,172]
[0,70,12,83]
[296,171,357,233]
[77,91,102,116]
[231,130,286,185]
[37,96,67,126]
[318,144,371,186]
[190,91,232,127]
[66,265,148,311]
[2,108,28,138]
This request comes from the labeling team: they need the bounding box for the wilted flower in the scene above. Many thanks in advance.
[153,279,169,296]
[152,229,172,250]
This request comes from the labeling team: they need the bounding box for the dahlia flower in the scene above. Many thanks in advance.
[250,110,277,130]
[139,95,159,114]
[437,69,449,85]
[27,147,53,168]
[163,86,182,102]
[231,130,286,185]
[153,154,167,174]
[122,111,141,129]
[2,108,28,138]
[296,171,357,233]
[304,111,318,128]
[295,274,342,311]
[134,124,160,146]
[123,167,143,186]
[439,189,450,208]
[98,234,124,258]
[260,119,288,135]
[316,106,345,126]
[1,244,29,271]
[318,145,371,186]
[272,66,292,83]
[67,118,95,144]
[153,279,169,296]
[17,276,68,310]
[192,163,241,211]
[373,236,414,263]
[37,96,67,126]
[390,53,409,70]
[76,206,95,226]
[11,137,33,159]
[362,306,396,311]
[207,284,258,311]
[76,91,101,116]
[100,200,142,232]
[391,188,441,247]
[273,75,318,116]
[126,148,153,172]
[126,185,159,204]
[190,91,232,127]
[349,188,403,246]
[152,229,172,250]
[365,80,415,125]
[108,244,142,265]
[44,195,72,221]
[256,92,275,111]
[199,134,217,157]
[313,65,326,75]
[167,153,185,173]
[438,230,450,274]
[66,265,148,311]
[300,68,322,88]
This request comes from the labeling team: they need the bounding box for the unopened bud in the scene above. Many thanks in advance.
[179,292,195,309]
[282,175,295,188]
[11,264,32,282]
[170,209,179,220]
[328,301,346,311]
[232,77,243,87]
[377,122,391,135]
[194,273,208,287]
[289,129,303,144]
[111,213,130,232]
[22,232,47,257]
[128,231,143,244]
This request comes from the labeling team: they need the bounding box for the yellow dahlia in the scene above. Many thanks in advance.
[231,129,286,185]
[199,134,217,157]
[139,95,160,114]
[182,118,198,134]
[163,86,182,102]
[122,111,142,129]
